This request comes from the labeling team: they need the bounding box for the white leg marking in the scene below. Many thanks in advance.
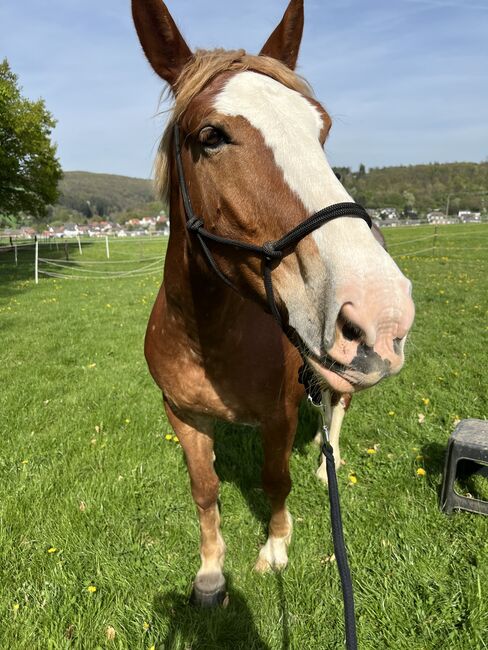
[317,396,346,485]
[194,505,226,593]
[254,510,293,573]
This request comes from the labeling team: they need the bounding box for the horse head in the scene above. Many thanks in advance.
[133,0,415,395]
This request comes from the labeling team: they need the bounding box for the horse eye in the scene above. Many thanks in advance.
[198,126,227,149]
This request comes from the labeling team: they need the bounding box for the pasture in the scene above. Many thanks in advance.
[1,224,487,649]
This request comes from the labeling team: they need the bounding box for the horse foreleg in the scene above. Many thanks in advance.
[164,399,226,607]
[316,393,351,484]
[255,417,296,573]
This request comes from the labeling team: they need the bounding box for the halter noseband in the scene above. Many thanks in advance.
[173,123,372,328]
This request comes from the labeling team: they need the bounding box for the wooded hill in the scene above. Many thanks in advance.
[337,161,488,214]
[57,171,157,219]
[55,162,488,222]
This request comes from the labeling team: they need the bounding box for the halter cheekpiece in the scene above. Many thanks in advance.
[173,123,372,328]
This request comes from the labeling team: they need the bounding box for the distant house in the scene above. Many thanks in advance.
[377,208,400,221]
[427,211,449,224]
[458,210,481,223]
[63,225,80,237]
[366,209,381,220]
[20,227,36,238]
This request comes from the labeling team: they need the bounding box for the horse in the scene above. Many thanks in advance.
[132,0,415,607]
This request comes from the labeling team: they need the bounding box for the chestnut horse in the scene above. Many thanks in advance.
[133,0,415,607]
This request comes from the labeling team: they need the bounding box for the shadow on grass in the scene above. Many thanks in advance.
[153,576,272,649]
[275,573,290,650]
[421,440,447,505]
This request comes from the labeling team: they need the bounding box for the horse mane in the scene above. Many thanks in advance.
[154,49,314,203]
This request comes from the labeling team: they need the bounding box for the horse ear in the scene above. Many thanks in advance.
[132,0,193,87]
[259,0,304,70]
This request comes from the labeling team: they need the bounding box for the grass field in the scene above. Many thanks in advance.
[1,225,487,649]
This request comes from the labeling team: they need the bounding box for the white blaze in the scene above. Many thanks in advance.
[214,71,408,351]
[214,71,351,213]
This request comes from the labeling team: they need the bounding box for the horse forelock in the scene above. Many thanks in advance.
[154,49,314,203]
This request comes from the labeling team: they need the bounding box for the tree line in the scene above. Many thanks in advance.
[335,162,488,216]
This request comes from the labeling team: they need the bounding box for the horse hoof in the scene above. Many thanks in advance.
[316,461,328,484]
[254,556,272,573]
[190,584,228,608]
[254,556,288,573]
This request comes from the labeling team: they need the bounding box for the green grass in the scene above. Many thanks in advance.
[0,225,487,649]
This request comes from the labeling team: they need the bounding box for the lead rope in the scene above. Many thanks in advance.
[313,395,358,650]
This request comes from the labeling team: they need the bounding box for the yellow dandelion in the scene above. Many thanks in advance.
[164,434,172,441]
[148,646,155,650]
[348,473,358,484]
[12,603,20,612]
[21,459,29,465]
[87,585,97,593]
[143,621,150,631]
[47,547,57,554]
[172,436,179,443]
[366,448,376,455]
[421,397,430,406]
[388,410,395,416]
[416,468,426,477]
[125,418,130,424]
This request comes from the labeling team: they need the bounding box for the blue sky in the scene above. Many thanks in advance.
[1,0,487,178]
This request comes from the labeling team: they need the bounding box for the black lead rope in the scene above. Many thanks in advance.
[305,369,358,650]
[323,442,358,649]
[174,123,362,649]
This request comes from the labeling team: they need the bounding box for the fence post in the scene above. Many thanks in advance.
[64,240,69,260]
[432,224,438,256]
[10,237,17,265]
[105,235,110,259]
[35,236,39,284]
[77,235,82,255]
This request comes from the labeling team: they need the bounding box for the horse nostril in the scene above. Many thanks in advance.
[342,320,364,343]
[393,337,404,355]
